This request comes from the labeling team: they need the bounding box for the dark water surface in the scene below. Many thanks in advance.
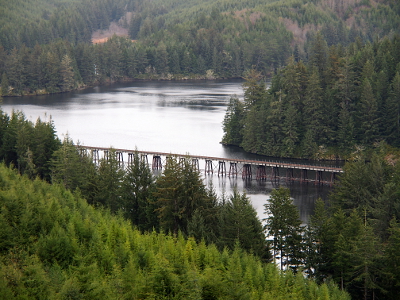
[2,79,334,223]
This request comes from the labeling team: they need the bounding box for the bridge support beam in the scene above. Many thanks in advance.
[301,169,308,183]
[229,162,237,177]
[286,168,294,182]
[256,165,267,180]
[271,166,279,180]
[128,153,133,165]
[192,159,199,171]
[92,149,100,165]
[218,161,226,176]
[315,170,323,185]
[104,150,110,162]
[116,151,123,166]
[330,172,337,186]
[141,154,148,165]
[205,160,213,174]
[152,155,162,170]
[79,147,88,157]
[242,164,252,179]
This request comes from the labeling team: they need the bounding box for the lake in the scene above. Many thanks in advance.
[1,79,333,222]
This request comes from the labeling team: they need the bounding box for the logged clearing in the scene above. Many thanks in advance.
[91,22,129,44]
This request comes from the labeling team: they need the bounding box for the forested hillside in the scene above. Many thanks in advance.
[0,159,351,299]
[2,107,400,299]
[2,0,400,299]
[223,34,400,159]
[1,0,400,96]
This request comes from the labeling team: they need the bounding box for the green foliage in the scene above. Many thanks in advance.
[2,0,400,94]
[222,97,244,146]
[309,146,400,299]
[218,191,270,260]
[0,163,349,299]
[264,187,303,272]
[121,151,157,232]
[0,109,60,181]
[223,34,400,159]
[154,157,217,237]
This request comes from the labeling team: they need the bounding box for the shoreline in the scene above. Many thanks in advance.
[1,74,244,98]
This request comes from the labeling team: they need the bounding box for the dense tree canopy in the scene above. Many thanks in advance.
[223,35,400,159]
[0,163,351,299]
[1,0,400,95]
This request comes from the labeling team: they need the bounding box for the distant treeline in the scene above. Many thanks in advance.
[223,34,400,159]
[1,0,400,95]
[0,0,131,49]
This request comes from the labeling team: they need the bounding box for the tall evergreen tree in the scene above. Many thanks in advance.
[218,191,269,260]
[154,157,215,236]
[357,78,379,145]
[1,72,9,96]
[93,149,125,212]
[222,97,244,146]
[264,187,303,272]
[122,151,156,231]
[60,54,75,92]
[384,72,400,146]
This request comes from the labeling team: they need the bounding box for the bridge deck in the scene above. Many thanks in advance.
[81,146,343,173]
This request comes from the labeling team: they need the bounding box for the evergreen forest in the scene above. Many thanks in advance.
[0,108,400,299]
[222,34,400,159]
[1,0,400,96]
[2,0,400,299]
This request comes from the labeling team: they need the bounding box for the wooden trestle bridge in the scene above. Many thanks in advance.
[80,146,343,185]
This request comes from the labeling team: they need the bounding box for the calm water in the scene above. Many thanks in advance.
[1,80,333,222]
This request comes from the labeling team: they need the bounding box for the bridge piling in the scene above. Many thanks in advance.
[330,172,337,186]
[192,159,199,171]
[229,162,237,177]
[286,168,294,182]
[315,170,323,185]
[242,164,252,179]
[127,153,133,165]
[271,166,279,181]
[141,154,148,165]
[256,165,267,180]
[205,160,213,174]
[116,151,123,167]
[152,155,162,170]
[218,161,226,177]
[301,169,308,183]
[92,149,100,165]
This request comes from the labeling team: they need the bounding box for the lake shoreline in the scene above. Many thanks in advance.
[1,75,245,98]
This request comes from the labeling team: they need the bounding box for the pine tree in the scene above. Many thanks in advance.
[224,105,241,146]
[60,54,75,92]
[155,42,169,75]
[1,72,9,96]
[93,149,125,213]
[154,157,215,236]
[122,151,156,231]
[218,191,269,260]
[264,187,303,272]
[357,78,379,145]
[50,136,95,192]
[384,72,400,146]
[31,117,61,181]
